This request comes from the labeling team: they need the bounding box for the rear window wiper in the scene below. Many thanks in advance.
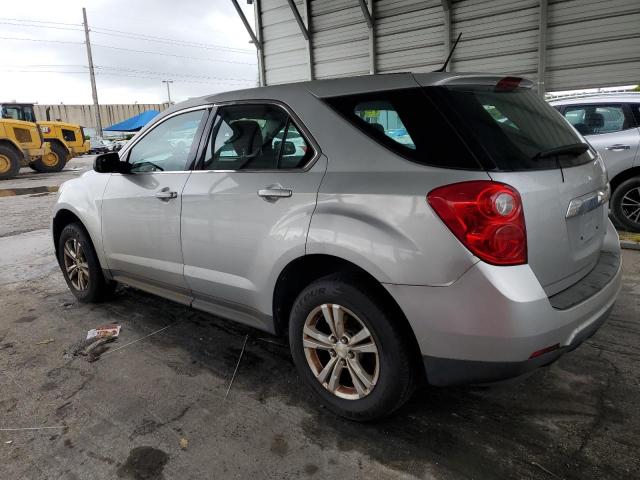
[532,143,589,160]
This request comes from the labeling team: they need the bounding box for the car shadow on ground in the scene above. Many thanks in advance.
[90,283,635,480]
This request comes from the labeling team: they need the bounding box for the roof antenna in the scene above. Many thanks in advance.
[435,32,462,72]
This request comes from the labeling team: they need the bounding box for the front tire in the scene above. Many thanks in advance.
[289,274,417,421]
[611,177,640,233]
[58,223,115,302]
[0,144,21,180]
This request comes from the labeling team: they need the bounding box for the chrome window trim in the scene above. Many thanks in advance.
[193,99,322,174]
[114,104,213,175]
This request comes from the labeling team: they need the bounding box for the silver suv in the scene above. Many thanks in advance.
[551,94,640,232]
[53,73,622,420]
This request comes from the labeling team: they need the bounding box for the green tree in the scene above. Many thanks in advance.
[634,84,640,92]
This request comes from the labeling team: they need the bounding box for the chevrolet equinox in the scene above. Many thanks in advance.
[53,73,622,421]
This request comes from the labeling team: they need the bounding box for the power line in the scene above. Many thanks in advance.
[0,17,82,27]
[4,64,254,83]
[1,64,86,68]
[0,21,84,32]
[90,27,254,54]
[91,42,256,65]
[95,66,253,82]
[0,36,256,66]
[0,17,253,54]
[0,36,83,45]
[2,63,254,82]
[2,69,254,86]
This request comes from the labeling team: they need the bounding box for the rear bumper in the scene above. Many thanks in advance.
[384,220,622,386]
[422,304,612,386]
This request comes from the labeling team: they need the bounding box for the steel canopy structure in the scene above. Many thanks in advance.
[232,0,640,95]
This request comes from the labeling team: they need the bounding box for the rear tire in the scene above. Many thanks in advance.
[0,144,21,180]
[289,274,417,421]
[611,177,640,233]
[58,223,115,303]
[31,141,67,173]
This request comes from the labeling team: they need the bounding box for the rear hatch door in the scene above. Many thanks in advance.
[419,76,609,295]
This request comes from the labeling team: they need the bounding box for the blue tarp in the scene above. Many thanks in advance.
[104,110,160,132]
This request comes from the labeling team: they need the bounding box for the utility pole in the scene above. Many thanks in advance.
[162,80,174,104]
[82,7,102,137]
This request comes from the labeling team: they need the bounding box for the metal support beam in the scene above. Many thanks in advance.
[231,0,261,49]
[358,0,376,74]
[286,0,309,40]
[537,0,548,96]
[357,0,374,29]
[441,0,452,72]
[303,0,314,80]
[254,0,266,86]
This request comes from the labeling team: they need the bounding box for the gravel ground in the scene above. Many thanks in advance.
[0,162,639,479]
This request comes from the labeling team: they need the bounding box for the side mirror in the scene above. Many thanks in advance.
[93,152,128,173]
[282,141,296,155]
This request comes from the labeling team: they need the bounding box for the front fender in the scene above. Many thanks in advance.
[53,171,111,272]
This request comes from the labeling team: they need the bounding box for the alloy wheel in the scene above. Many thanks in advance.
[63,238,90,291]
[621,186,640,225]
[303,304,380,400]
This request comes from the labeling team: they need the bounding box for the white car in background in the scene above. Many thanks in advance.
[551,94,640,232]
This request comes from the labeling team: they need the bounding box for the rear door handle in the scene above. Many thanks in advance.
[155,189,178,200]
[605,144,631,151]
[257,187,292,201]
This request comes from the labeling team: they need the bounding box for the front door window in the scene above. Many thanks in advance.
[127,109,206,172]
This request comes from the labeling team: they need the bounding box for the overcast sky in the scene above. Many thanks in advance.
[0,0,258,105]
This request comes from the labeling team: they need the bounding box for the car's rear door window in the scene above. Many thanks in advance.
[202,104,313,170]
[562,104,632,135]
[324,89,481,169]
[353,101,416,149]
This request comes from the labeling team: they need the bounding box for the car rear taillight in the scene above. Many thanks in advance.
[427,181,527,266]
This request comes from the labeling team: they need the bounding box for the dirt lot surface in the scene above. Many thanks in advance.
[1,160,639,479]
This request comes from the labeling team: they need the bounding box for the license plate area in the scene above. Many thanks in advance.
[578,208,599,243]
[566,204,605,254]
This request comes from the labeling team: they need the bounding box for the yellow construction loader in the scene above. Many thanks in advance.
[0,119,52,180]
[0,103,90,180]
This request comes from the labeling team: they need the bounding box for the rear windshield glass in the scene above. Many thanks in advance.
[424,86,593,170]
[325,86,592,171]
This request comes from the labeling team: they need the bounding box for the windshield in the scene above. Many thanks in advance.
[1,105,36,122]
[425,86,594,170]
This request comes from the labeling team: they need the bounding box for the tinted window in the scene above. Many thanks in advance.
[324,89,480,169]
[354,101,415,149]
[426,86,592,170]
[563,104,631,135]
[631,103,640,126]
[127,109,205,172]
[202,104,313,170]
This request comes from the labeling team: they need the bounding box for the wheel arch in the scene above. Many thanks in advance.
[610,166,640,193]
[45,138,71,158]
[272,253,424,374]
[52,208,103,269]
[0,138,24,159]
